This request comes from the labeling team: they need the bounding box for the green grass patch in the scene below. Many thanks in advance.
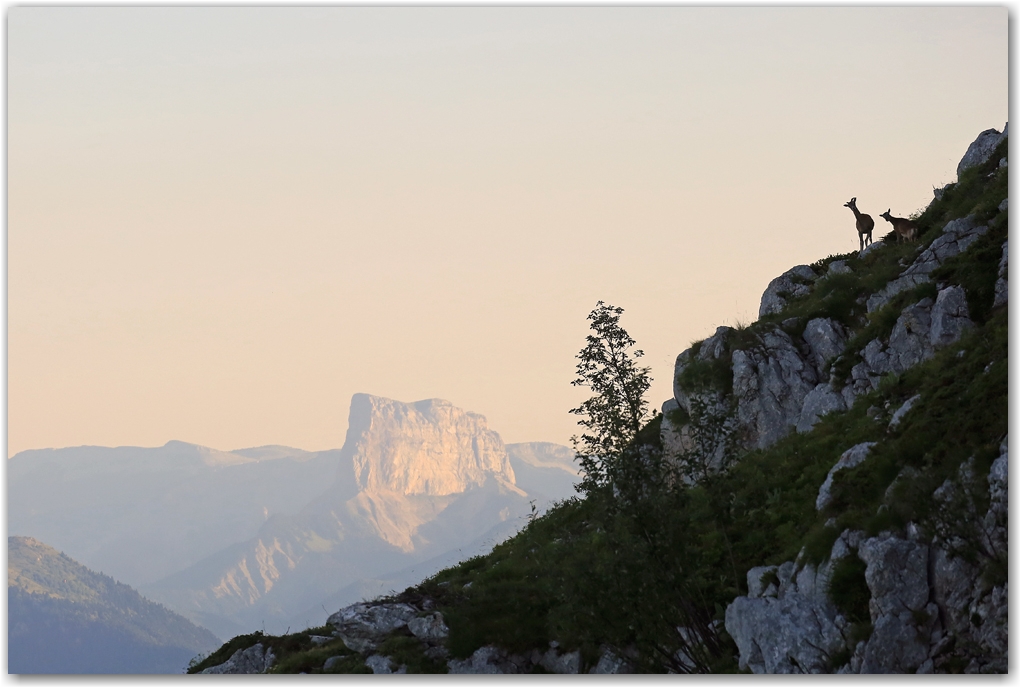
[376,633,448,673]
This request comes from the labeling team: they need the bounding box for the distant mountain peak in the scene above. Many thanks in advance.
[342,393,517,496]
[160,440,255,468]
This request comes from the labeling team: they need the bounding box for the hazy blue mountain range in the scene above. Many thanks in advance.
[8,441,340,586]
[8,536,220,674]
[8,394,579,641]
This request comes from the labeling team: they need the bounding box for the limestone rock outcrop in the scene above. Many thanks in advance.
[796,382,846,433]
[448,646,520,674]
[408,612,449,642]
[327,602,418,653]
[665,202,992,460]
[343,394,516,496]
[759,265,818,318]
[856,534,935,673]
[365,654,407,673]
[957,124,1008,177]
[732,328,819,450]
[815,442,876,511]
[843,285,973,407]
[866,215,988,313]
[802,318,847,373]
[665,316,850,458]
[200,643,276,674]
[728,436,1008,674]
[665,326,739,472]
[725,557,849,673]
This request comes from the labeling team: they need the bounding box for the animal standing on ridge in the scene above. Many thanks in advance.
[880,209,919,243]
[844,197,874,252]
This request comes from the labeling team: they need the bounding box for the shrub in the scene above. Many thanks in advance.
[827,555,870,623]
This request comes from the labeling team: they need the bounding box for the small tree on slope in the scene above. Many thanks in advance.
[566,302,727,672]
[570,301,653,495]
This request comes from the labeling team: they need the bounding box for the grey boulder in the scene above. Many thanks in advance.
[732,328,818,449]
[327,602,418,653]
[408,612,449,642]
[803,317,848,373]
[816,442,876,511]
[826,260,852,276]
[725,558,848,673]
[366,654,406,674]
[957,124,1008,177]
[447,646,517,674]
[797,383,846,434]
[844,287,973,407]
[929,285,973,348]
[888,394,921,429]
[759,265,818,318]
[200,643,276,674]
[858,534,936,674]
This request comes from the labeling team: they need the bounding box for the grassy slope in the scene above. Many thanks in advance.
[199,138,1007,674]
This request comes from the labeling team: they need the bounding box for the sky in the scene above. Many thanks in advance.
[7,6,1008,458]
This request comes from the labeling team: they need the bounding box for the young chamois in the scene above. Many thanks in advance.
[844,197,874,252]
[880,209,919,243]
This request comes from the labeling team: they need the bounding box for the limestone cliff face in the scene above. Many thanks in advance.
[143,394,538,639]
[343,394,516,496]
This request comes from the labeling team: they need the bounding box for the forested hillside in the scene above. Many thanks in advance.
[8,537,220,674]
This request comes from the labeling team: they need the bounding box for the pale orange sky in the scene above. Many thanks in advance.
[7,6,1008,458]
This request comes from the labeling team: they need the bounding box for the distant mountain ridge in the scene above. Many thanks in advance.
[8,394,579,641]
[140,394,573,638]
[8,536,220,674]
[8,440,341,586]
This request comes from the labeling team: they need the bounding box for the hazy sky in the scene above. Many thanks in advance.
[8,6,1007,458]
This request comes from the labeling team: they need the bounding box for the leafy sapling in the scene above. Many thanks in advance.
[569,301,652,495]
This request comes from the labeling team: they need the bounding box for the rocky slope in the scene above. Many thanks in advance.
[192,123,1007,674]
[677,124,1007,674]
[8,536,220,674]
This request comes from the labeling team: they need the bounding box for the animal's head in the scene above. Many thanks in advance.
[880,209,892,222]
[844,197,858,210]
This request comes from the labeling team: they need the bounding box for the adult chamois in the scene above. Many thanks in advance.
[844,197,875,252]
[880,209,919,243]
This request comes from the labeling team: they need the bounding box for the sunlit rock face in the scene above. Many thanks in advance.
[343,394,516,496]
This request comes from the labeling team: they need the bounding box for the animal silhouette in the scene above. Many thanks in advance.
[844,197,875,252]
[880,209,919,243]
